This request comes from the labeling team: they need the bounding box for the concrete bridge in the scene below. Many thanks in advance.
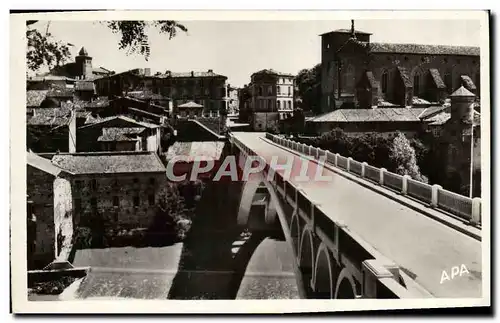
[228,132,483,299]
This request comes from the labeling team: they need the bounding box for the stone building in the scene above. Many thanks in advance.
[51,151,167,232]
[77,115,162,154]
[248,69,295,131]
[26,107,77,153]
[46,47,114,81]
[94,68,228,117]
[226,85,240,115]
[27,152,74,269]
[320,21,480,112]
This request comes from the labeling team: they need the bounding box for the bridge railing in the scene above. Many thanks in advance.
[264,133,482,227]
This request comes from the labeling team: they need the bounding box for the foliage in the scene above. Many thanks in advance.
[27,20,188,71]
[104,21,188,61]
[312,128,428,182]
[295,64,322,115]
[389,132,428,183]
[156,180,205,241]
[26,21,72,71]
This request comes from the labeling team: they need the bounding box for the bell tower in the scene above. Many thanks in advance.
[75,47,93,79]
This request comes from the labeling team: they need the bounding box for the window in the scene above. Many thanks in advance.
[413,74,420,96]
[133,178,139,184]
[277,101,281,110]
[75,180,82,190]
[91,179,97,191]
[381,71,388,94]
[288,101,292,110]
[149,177,155,185]
[113,196,119,207]
[444,70,452,93]
[258,87,263,96]
[268,99,273,111]
[148,194,155,205]
[277,86,280,95]
[133,196,140,207]
[288,86,291,96]
[267,86,272,95]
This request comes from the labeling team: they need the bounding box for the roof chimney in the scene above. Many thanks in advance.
[165,70,171,77]
[144,68,151,76]
[191,71,194,77]
[208,69,213,73]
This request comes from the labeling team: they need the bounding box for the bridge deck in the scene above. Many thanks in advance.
[232,132,482,298]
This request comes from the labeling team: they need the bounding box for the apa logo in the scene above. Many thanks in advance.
[440,264,470,284]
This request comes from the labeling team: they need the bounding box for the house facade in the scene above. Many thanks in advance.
[51,152,168,232]
[94,68,228,117]
[77,115,162,154]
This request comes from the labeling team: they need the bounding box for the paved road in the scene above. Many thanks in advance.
[232,132,482,298]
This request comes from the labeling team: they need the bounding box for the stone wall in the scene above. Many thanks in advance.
[73,173,167,231]
[27,165,55,268]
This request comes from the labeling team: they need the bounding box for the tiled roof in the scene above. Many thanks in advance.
[28,75,76,82]
[157,70,227,78]
[377,100,398,107]
[396,66,412,87]
[412,96,432,105]
[47,88,74,98]
[307,107,427,123]
[165,141,225,162]
[251,69,294,77]
[97,127,145,142]
[178,101,203,108]
[429,68,446,89]
[127,91,170,101]
[26,90,49,107]
[93,67,113,74]
[460,75,477,91]
[27,151,69,176]
[51,152,166,174]
[83,96,110,109]
[75,81,96,91]
[27,108,73,126]
[426,112,451,126]
[450,86,475,97]
[369,42,480,56]
[79,115,159,129]
[419,105,448,119]
[320,29,371,36]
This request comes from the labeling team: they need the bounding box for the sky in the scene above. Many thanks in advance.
[31,19,481,88]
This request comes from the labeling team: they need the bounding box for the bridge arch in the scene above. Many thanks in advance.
[299,226,315,294]
[313,243,335,298]
[334,268,358,299]
[290,210,300,253]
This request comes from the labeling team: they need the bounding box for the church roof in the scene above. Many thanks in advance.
[369,42,479,56]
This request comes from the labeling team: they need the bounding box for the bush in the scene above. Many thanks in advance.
[31,276,77,295]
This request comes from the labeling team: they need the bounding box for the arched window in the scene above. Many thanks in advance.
[444,69,453,93]
[413,72,421,96]
[381,70,388,94]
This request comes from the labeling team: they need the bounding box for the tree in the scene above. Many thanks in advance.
[295,64,322,115]
[389,132,428,183]
[27,20,188,72]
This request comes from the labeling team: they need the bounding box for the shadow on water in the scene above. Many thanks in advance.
[167,181,269,300]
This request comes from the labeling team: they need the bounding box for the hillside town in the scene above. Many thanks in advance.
[25,20,482,301]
